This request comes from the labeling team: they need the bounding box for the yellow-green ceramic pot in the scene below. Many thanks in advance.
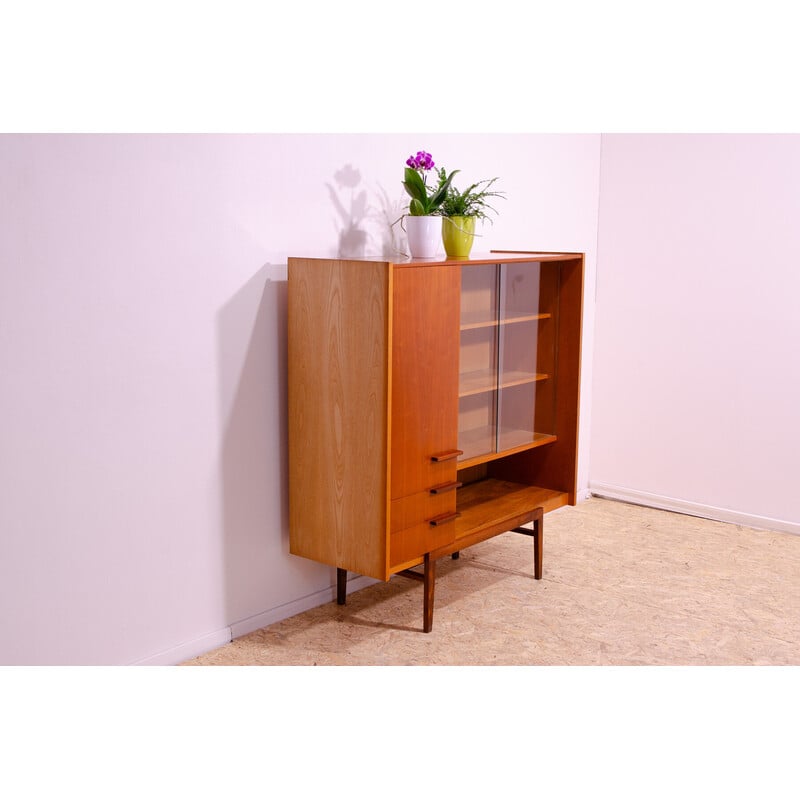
[442,215,476,258]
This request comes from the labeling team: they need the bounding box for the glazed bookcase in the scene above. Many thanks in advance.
[288,250,584,631]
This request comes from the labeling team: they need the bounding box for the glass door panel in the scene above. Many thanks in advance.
[458,261,559,465]
[499,260,542,321]
[458,263,499,461]
[497,261,557,446]
[458,391,497,461]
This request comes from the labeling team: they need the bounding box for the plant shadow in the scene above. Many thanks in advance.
[326,163,408,259]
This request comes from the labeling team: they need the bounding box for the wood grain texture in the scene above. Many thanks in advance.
[288,258,389,579]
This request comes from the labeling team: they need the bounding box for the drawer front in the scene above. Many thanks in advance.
[390,487,458,567]
[391,454,460,502]
[390,486,458,534]
[390,513,457,569]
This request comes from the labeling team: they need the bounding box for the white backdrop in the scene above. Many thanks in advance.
[590,134,800,533]
[0,133,601,664]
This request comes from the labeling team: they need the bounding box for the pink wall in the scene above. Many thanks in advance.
[0,134,600,664]
[591,134,800,531]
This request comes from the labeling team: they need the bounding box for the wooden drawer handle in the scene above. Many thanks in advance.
[429,512,459,527]
[430,449,463,463]
[429,481,463,495]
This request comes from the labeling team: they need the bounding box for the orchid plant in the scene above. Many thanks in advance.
[400,150,458,216]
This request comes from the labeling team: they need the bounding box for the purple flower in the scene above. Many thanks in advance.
[406,150,435,171]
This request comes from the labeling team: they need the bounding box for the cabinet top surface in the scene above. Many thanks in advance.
[288,250,584,268]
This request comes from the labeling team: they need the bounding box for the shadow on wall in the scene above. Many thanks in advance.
[216,264,319,628]
[326,164,408,259]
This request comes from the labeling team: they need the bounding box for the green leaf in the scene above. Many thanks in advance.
[429,169,459,209]
[402,167,428,203]
[408,198,426,215]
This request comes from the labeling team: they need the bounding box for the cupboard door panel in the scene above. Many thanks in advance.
[390,265,460,499]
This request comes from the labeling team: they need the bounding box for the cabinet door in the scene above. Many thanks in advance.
[496,260,557,450]
[458,263,500,461]
[458,261,558,464]
[390,265,460,500]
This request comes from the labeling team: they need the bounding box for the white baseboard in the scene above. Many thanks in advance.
[133,575,380,665]
[132,627,233,666]
[134,491,600,666]
[230,574,379,640]
[588,482,800,536]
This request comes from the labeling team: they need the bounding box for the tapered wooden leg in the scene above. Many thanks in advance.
[533,508,543,580]
[511,506,544,579]
[423,553,435,633]
[397,555,437,632]
[337,568,347,605]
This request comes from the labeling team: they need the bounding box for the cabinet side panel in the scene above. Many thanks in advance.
[288,259,389,579]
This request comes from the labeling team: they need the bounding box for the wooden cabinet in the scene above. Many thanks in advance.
[288,250,584,631]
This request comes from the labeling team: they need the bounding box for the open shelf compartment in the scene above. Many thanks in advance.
[424,478,568,559]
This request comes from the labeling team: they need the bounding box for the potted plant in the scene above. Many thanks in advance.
[395,150,458,258]
[436,169,505,258]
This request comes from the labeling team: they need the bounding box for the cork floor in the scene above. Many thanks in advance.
[183,497,800,666]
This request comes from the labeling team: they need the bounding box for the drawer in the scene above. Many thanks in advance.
[390,448,461,500]
[390,484,458,533]
[390,512,458,569]
[390,484,459,567]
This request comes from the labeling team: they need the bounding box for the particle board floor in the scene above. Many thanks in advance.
[183,497,800,666]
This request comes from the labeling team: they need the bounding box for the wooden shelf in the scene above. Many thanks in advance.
[459,369,549,398]
[458,430,557,469]
[457,478,568,526]
[460,311,551,331]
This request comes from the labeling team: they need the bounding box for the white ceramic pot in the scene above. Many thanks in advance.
[404,215,441,259]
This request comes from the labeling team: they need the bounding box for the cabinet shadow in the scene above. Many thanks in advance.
[216,264,292,627]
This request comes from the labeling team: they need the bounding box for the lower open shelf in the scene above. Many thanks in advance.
[424,479,568,560]
[390,479,570,571]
